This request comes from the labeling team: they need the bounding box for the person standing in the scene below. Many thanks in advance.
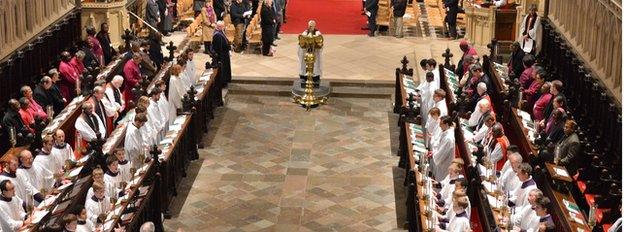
[58,51,81,101]
[274,0,285,40]
[201,1,217,54]
[193,0,206,17]
[213,0,226,20]
[391,0,407,38]
[444,0,460,39]
[230,0,250,52]
[122,54,143,104]
[86,26,104,67]
[364,0,379,37]
[212,21,232,86]
[518,4,539,54]
[96,23,115,65]
[260,0,276,56]
[146,0,161,29]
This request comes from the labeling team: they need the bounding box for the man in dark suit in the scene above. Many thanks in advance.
[96,23,115,64]
[554,120,580,173]
[2,99,33,146]
[33,76,55,116]
[146,0,161,29]
[214,0,226,20]
[260,0,276,56]
[365,0,379,37]
[48,69,67,115]
[444,0,460,38]
[212,21,232,86]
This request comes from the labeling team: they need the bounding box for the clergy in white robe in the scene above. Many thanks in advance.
[104,156,126,199]
[432,116,456,182]
[0,180,28,230]
[436,164,463,207]
[75,102,107,143]
[147,90,166,142]
[483,124,509,171]
[509,163,537,208]
[179,63,194,88]
[424,59,440,90]
[125,113,149,170]
[32,136,58,189]
[500,152,522,193]
[418,72,436,122]
[512,189,542,230]
[0,155,43,206]
[431,89,448,118]
[76,206,95,232]
[85,182,111,224]
[168,64,187,125]
[186,53,198,84]
[298,21,323,79]
[468,98,491,127]
[426,107,442,149]
[113,149,133,184]
[437,196,470,232]
[518,5,540,53]
[51,129,76,170]
[105,75,125,113]
[469,112,494,144]
[92,86,118,134]
[16,150,53,195]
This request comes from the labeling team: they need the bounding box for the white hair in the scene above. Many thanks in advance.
[308,20,316,27]
[112,75,124,84]
[139,222,155,232]
[477,99,490,110]
[509,152,523,162]
[477,82,487,92]
[216,20,225,28]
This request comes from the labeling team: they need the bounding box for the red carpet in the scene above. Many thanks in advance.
[281,0,367,35]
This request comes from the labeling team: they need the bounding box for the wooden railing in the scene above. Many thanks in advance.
[546,0,622,102]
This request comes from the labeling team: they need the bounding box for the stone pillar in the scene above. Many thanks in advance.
[81,0,130,48]
[464,6,496,47]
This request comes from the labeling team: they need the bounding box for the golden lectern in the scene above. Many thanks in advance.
[293,31,327,110]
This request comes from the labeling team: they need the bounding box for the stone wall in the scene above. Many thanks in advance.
[545,0,622,102]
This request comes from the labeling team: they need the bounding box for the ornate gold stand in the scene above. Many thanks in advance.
[293,33,327,111]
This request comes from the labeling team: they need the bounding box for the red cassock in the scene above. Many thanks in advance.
[123,59,142,107]
[88,35,104,66]
[58,61,80,100]
[70,57,85,76]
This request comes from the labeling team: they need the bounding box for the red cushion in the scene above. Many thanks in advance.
[577,180,587,193]
[595,208,606,223]
[585,194,596,206]
[603,223,612,232]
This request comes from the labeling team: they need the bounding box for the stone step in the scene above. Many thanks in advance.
[225,80,395,99]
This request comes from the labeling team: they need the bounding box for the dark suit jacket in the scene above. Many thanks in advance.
[556,133,580,172]
[50,84,65,114]
[33,85,53,111]
[508,50,525,78]
[147,0,160,26]
[365,0,379,13]
[260,4,276,43]
[392,0,407,17]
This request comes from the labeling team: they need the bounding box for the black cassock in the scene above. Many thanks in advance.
[211,30,232,86]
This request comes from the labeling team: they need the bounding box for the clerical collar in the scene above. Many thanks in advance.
[105,170,118,177]
[118,159,129,165]
[77,219,86,225]
[0,195,11,202]
[0,171,16,178]
[39,149,51,156]
[91,195,103,202]
[521,177,536,188]
[539,214,552,222]
[54,142,67,149]
[455,211,468,218]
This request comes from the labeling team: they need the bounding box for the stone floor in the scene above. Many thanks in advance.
[229,35,488,82]
[163,95,404,231]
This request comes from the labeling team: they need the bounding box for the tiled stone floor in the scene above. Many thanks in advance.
[163,95,404,231]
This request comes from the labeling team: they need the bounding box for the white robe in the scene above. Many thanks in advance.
[439,174,464,206]
[105,86,125,112]
[441,211,470,232]
[298,30,323,77]
[186,59,197,84]
[433,100,448,118]
[0,196,26,230]
[51,143,75,171]
[419,81,435,122]
[75,113,106,142]
[471,123,489,144]
[510,177,537,208]
[518,14,540,53]
[0,174,40,207]
[86,185,110,202]
[147,99,165,141]
[32,152,58,188]
[484,139,504,167]
[117,160,133,185]
[16,166,50,196]
[432,129,456,182]
[467,108,484,127]
[500,163,521,193]
[426,117,441,149]
[168,75,186,125]
[124,123,145,170]
[76,220,95,232]
[512,203,540,230]
[157,93,171,127]
[104,171,124,199]
[85,196,111,224]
